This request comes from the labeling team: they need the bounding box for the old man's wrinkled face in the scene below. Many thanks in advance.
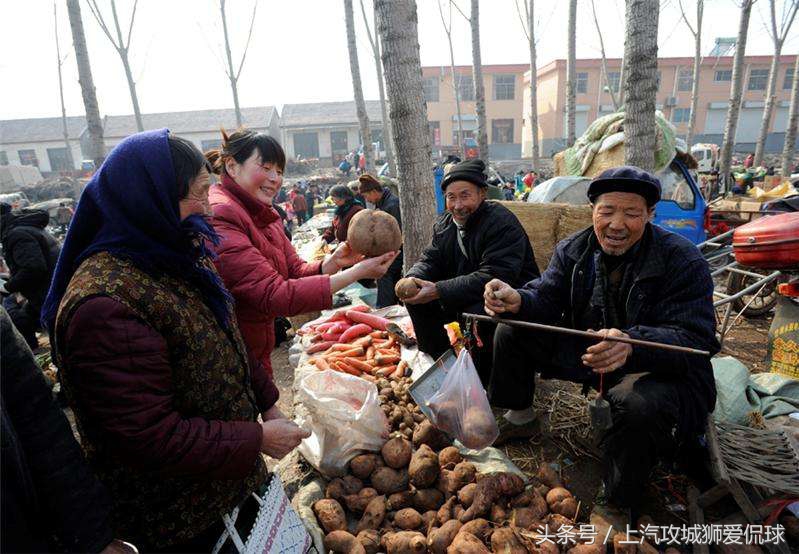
[591,191,653,256]
[445,181,486,225]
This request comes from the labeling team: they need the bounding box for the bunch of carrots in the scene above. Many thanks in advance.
[300,306,408,382]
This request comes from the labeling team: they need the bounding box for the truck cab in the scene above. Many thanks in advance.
[652,158,708,244]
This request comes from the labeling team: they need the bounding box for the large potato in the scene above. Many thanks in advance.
[347,209,402,256]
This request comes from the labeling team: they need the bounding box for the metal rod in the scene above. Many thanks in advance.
[462,313,711,356]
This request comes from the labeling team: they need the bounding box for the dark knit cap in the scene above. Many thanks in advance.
[441,159,488,191]
[587,165,662,207]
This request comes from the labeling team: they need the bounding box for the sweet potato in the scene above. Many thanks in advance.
[427,520,462,554]
[438,446,463,469]
[313,499,346,534]
[436,496,456,526]
[510,507,540,529]
[490,528,527,554]
[387,491,415,511]
[356,529,380,554]
[458,483,477,507]
[536,464,562,489]
[452,462,477,486]
[447,532,490,554]
[545,487,572,506]
[509,487,536,508]
[356,495,386,533]
[350,453,382,480]
[613,533,638,554]
[458,518,492,542]
[543,513,573,534]
[566,545,602,554]
[459,472,525,522]
[381,531,427,554]
[342,475,364,494]
[395,508,423,530]
[344,487,378,513]
[437,469,460,496]
[551,496,578,519]
[409,444,439,488]
[382,437,413,469]
[326,478,348,502]
[395,278,421,300]
[412,419,450,450]
[421,510,438,530]
[324,530,366,554]
[460,406,498,449]
[452,504,465,521]
[490,503,507,524]
[371,467,409,495]
[413,488,445,512]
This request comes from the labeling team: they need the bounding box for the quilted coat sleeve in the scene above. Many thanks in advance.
[62,297,264,480]
[212,215,332,319]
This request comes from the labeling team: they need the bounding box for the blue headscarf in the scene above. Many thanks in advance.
[42,128,232,332]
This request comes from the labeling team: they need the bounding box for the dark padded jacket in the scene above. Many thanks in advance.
[1,307,114,553]
[407,200,540,313]
[1,209,60,306]
[515,223,720,419]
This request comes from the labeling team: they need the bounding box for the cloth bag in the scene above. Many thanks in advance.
[296,370,389,477]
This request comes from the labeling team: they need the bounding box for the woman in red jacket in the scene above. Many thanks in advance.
[207,129,396,377]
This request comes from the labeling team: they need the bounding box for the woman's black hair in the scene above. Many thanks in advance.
[168,134,211,199]
[205,128,286,176]
[329,184,354,200]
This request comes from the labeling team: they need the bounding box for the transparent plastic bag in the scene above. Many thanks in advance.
[427,349,498,450]
[296,370,389,477]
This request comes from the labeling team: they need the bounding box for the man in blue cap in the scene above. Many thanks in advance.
[483,166,719,524]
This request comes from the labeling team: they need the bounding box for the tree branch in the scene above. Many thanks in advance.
[359,0,378,53]
[677,0,697,36]
[437,0,451,36]
[590,0,620,109]
[125,0,138,50]
[777,0,799,43]
[85,0,119,48]
[449,0,470,23]
[235,0,259,81]
[513,0,530,42]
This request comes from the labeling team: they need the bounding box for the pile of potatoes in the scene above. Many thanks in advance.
[313,385,602,554]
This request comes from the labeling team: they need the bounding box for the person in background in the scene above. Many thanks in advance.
[207,129,396,376]
[292,184,308,225]
[402,159,539,383]
[43,130,308,551]
[503,183,515,201]
[1,307,134,554]
[743,152,754,168]
[323,184,364,244]
[55,201,74,233]
[358,174,403,307]
[0,202,61,349]
[338,157,352,176]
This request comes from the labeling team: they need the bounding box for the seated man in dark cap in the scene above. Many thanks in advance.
[484,166,719,523]
[402,159,540,381]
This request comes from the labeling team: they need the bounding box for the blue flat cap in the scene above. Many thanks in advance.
[587,165,661,207]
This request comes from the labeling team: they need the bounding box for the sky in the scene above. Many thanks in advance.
[1,0,797,121]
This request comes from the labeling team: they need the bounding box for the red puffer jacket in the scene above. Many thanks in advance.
[210,175,332,376]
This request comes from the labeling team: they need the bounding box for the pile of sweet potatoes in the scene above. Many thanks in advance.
[313,375,609,553]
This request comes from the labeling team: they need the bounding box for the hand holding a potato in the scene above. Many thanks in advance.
[352,251,399,280]
[582,328,632,373]
[260,419,311,459]
[325,241,364,271]
[401,278,439,305]
[483,279,521,316]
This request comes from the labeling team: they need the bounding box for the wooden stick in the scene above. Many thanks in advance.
[462,313,711,356]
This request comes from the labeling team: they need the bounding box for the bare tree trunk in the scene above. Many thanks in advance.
[591,0,620,110]
[527,0,539,168]
[375,0,436,272]
[66,0,105,168]
[55,2,74,171]
[360,0,396,176]
[220,0,242,127]
[719,0,754,193]
[781,55,799,178]
[344,0,373,172]
[470,0,489,162]
[437,1,463,154]
[566,0,577,146]
[754,0,798,166]
[678,0,703,148]
[623,0,660,171]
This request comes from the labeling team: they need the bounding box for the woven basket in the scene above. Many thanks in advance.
[557,205,593,242]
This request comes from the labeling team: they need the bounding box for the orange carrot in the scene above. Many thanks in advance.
[377,348,397,356]
[333,360,360,376]
[352,335,373,348]
[346,358,374,373]
[375,365,397,377]
[384,336,396,348]
[369,331,384,338]
[366,346,376,360]
[330,343,356,352]
[360,373,376,382]
[315,358,330,370]
[330,347,364,358]
[376,354,400,366]
[390,364,406,379]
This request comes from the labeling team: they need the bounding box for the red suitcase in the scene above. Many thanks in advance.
[732,212,799,269]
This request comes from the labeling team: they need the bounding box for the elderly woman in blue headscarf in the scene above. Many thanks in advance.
[42,130,309,552]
